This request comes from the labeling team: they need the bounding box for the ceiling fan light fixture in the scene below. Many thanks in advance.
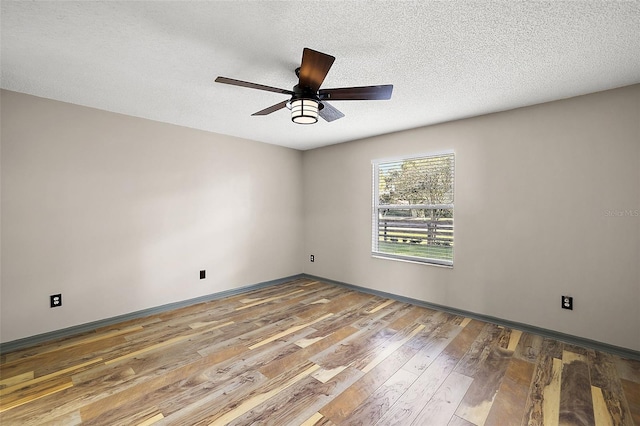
[291,98,319,124]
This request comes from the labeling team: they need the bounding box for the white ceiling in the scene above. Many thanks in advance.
[2,2,639,150]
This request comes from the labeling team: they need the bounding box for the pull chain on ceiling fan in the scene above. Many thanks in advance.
[215,48,393,124]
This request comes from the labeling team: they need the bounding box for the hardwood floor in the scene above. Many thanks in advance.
[1,278,639,425]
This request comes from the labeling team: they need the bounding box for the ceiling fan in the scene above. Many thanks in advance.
[215,48,393,124]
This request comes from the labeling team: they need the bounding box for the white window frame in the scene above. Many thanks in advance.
[372,151,455,267]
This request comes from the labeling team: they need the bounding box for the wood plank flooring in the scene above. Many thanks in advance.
[1,278,639,425]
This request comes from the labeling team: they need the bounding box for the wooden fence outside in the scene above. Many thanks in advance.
[378,217,453,246]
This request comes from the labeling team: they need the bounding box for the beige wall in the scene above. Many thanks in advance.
[303,85,640,351]
[2,86,639,351]
[1,90,303,343]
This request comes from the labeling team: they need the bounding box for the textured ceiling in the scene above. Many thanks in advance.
[2,2,639,150]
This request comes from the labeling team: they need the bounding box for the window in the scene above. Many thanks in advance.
[372,152,454,266]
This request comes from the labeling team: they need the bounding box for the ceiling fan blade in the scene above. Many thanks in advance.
[319,84,393,101]
[215,77,294,95]
[298,48,335,92]
[319,102,345,122]
[252,100,289,116]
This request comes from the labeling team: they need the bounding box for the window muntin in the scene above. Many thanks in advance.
[372,152,454,266]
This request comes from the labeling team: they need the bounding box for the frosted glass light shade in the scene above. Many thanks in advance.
[291,99,319,124]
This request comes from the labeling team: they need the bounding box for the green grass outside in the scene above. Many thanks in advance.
[378,240,453,261]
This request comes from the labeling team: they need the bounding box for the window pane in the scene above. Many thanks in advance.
[378,154,454,206]
[376,208,453,262]
[373,152,455,266]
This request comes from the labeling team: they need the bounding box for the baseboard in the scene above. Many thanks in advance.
[3,272,638,361]
[302,274,640,361]
[0,274,305,354]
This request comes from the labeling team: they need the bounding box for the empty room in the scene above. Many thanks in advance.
[1,2,639,425]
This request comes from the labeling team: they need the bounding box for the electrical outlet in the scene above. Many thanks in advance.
[200,270,206,279]
[50,294,62,308]
[562,296,573,310]
[310,255,315,262]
